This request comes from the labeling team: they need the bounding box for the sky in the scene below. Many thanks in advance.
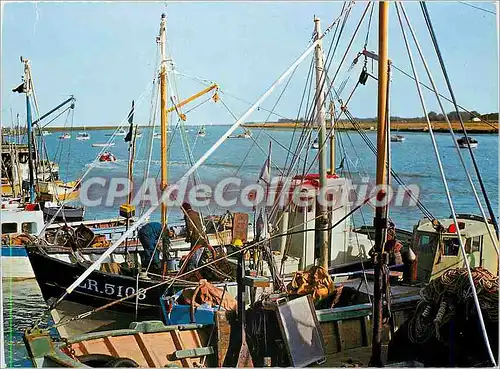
[1,1,498,128]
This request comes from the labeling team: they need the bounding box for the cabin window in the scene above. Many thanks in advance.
[465,236,482,253]
[2,223,18,234]
[418,233,437,250]
[21,222,37,234]
[443,237,460,256]
[471,236,482,253]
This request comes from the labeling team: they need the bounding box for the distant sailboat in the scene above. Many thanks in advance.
[197,126,206,137]
[41,130,51,136]
[59,133,71,139]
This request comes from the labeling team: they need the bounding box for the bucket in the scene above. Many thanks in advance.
[167,257,180,272]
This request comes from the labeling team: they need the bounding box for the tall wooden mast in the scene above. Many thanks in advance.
[370,1,389,367]
[159,13,168,226]
[313,16,329,270]
[23,58,36,203]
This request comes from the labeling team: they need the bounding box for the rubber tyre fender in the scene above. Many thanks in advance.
[105,357,140,367]
[77,354,117,367]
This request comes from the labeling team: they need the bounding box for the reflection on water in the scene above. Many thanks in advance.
[2,280,53,367]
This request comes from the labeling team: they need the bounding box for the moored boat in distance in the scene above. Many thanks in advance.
[92,142,115,147]
[228,129,252,139]
[312,137,319,149]
[197,126,206,137]
[98,151,117,162]
[76,132,90,140]
[391,134,406,142]
[457,135,478,148]
[59,133,71,139]
[115,128,127,136]
[41,201,85,222]
[41,130,51,136]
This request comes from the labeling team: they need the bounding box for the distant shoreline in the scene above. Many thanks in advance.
[7,120,498,134]
[242,121,499,134]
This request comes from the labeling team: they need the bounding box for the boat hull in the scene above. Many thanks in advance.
[2,244,140,280]
[43,206,85,222]
[458,142,478,148]
[26,247,166,316]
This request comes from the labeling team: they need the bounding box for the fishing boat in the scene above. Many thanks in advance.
[1,202,45,280]
[1,143,59,197]
[457,135,478,148]
[91,142,115,148]
[41,130,51,136]
[98,152,117,162]
[390,134,405,142]
[2,213,143,280]
[4,61,80,202]
[41,201,85,222]
[76,130,90,140]
[312,137,319,149]
[59,133,71,139]
[153,132,161,139]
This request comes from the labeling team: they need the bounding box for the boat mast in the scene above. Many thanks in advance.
[370,2,389,367]
[159,13,168,226]
[313,16,329,269]
[23,58,36,203]
[329,102,335,174]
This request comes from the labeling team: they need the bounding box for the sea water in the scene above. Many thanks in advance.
[3,127,498,366]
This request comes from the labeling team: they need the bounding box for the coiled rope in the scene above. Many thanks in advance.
[408,267,498,344]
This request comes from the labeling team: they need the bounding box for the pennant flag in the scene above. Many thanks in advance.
[255,207,269,241]
[12,82,26,94]
[258,142,272,185]
[124,100,135,142]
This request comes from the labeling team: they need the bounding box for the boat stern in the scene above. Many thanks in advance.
[24,328,80,368]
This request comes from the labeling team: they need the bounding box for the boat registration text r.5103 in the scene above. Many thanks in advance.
[78,278,146,300]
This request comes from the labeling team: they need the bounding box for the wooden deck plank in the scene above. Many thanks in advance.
[134,333,161,368]
[78,341,89,355]
[103,337,119,357]
[170,330,193,367]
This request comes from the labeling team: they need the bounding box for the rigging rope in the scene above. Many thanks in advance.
[395,3,495,365]
[420,1,499,239]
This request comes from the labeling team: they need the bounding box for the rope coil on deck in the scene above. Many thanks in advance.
[408,267,498,344]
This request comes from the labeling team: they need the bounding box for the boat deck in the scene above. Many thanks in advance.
[341,277,421,299]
